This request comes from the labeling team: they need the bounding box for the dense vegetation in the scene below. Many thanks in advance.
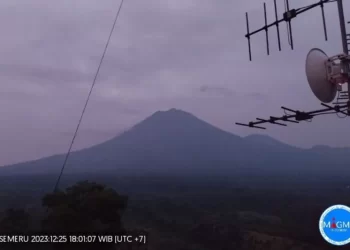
[0,173,348,249]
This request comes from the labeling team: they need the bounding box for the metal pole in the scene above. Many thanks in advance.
[336,0,350,113]
[337,0,348,55]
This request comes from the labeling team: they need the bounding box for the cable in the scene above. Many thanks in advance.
[53,0,125,192]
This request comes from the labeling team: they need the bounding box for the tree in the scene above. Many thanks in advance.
[0,208,30,233]
[189,213,244,250]
[42,181,128,234]
[0,209,32,250]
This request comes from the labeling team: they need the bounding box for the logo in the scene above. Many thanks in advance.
[319,205,350,246]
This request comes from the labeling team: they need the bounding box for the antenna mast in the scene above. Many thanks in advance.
[336,0,350,98]
[337,0,348,55]
[237,0,350,129]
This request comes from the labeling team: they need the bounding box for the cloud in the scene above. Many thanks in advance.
[199,85,236,97]
[0,0,349,165]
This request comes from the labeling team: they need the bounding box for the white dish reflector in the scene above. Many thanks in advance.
[305,48,337,103]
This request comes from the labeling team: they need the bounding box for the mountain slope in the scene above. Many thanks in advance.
[244,134,297,150]
[66,109,253,173]
[0,109,349,177]
[0,109,246,174]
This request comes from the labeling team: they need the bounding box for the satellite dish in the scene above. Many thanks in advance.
[305,48,337,103]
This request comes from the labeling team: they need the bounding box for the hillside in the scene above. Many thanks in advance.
[0,109,349,178]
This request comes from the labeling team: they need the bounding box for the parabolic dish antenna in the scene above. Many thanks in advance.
[305,48,337,103]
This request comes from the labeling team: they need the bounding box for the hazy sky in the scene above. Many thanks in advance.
[0,0,349,165]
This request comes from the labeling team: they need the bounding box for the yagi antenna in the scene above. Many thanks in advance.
[236,103,349,130]
[237,0,350,129]
[245,0,331,60]
[237,48,350,129]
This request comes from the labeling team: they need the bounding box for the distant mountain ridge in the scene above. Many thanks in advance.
[244,134,298,149]
[0,109,349,177]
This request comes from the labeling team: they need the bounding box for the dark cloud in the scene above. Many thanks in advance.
[0,63,95,85]
[245,92,267,100]
[199,85,236,97]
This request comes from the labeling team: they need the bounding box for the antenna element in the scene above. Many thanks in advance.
[245,0,332,60]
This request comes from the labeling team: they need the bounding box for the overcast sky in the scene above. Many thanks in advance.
[0,0,349,165]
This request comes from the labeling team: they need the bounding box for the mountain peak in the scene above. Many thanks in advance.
[140,108,199,126]
[167,108,182,112]
[152,108,193,117]
[120,108,242,145]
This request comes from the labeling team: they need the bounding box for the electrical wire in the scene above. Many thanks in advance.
[53,0,125,192]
